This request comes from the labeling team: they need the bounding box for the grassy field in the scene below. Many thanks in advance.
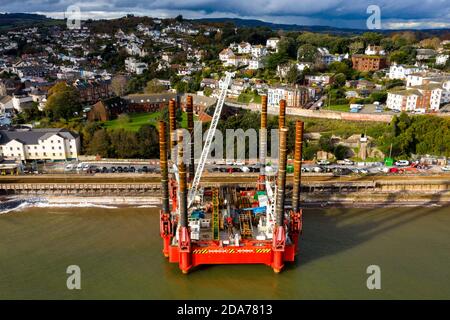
[323,104,350,112]
[288,115,389,139]
[103,112,191,131]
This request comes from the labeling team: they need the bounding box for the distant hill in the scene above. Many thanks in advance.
[192,17,364,34]
[192,17,450,37]
[0,13,62,30]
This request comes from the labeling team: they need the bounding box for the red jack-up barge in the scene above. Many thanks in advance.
[160,76,304,274]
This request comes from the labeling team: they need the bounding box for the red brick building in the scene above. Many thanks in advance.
[88,97,127,121]
[351,54,387,72]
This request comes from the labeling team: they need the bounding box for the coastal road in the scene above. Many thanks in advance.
[0,172,449,184]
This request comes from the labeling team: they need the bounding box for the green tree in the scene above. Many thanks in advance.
[45,82,82,121]
[145,79,165,94]
[332,73,346,88]
[87,129,110,157]
[297,44,317,62]
[137,125,160,158]
[286,66,301,84]
[334,144,350,160]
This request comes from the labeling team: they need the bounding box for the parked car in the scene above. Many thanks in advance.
[65,164,74,171]
[317,159,331,165]
[441,166,450,172]
[395,160,410,166]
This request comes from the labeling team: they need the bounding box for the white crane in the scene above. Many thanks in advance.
[187,71,235,208]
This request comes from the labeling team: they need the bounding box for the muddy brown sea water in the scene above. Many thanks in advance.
[0,205,449,299]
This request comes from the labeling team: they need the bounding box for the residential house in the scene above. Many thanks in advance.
[249,58,265,70]
[267,85,310,108]
[123,93,177,113]
[73,79,112,104]
[219,48,235,66]
[266,38,280,51]
[0,128,80,161]
[251,45,267,58]
[305,74,333,86]
[0,96,14,114]
[125,57,148,75]
[386,84,442,113]
[237,42,252,54]
[12,94,33,112]
[87,97,128,121]
[436,54,449,65]
[365,45,385,56]
[416,49,436,61]
[388,63,425,80]
[200,78,219,89]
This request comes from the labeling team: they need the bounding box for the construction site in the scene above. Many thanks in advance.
[157,72,304,273]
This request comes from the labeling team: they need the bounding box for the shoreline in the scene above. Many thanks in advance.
[1,194,447,213]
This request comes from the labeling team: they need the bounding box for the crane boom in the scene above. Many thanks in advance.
[187,71,234,208]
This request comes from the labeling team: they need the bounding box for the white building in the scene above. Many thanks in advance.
[365,45,385,56]
[249,58,265,70]
[266,38,280,51]
[0,96,14,114]
[126,43,147,57]
[219,48,235,66]
[267,85,309,108]
[237,42,252,54]
[436,54,449,65]
[0,128,80,161]
[386,84,442,113]
[125,57,148,75]
[251,45,267,58]
[388,64,425,80]
[12,94,33,113]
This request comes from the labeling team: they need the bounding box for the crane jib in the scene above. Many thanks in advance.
[187,72,235,208]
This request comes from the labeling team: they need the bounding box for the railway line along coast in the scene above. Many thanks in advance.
[1,173,449,207]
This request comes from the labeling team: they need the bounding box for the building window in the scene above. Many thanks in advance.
[53,153,55,156]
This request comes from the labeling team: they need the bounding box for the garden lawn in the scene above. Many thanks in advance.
[103,112,192,132]
[323,104,350,112]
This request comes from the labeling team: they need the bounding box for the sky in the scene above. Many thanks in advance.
[0,0,449,29]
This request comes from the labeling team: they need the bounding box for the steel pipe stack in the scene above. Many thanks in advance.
[279,99,286,129]
[292,120,304,213]
[259,95,268,181]
[177,130,188,228]
[186,95,195,180]
[168,99,177,160]
[159,121,169,214]
[275,127,289,227]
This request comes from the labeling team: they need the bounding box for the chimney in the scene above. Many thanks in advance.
[177,129,188,228]
[159,121,169,214]
[292,120,304,213]
[279,99,286,129]
[276,127,289,227]
[186,95,195,180]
